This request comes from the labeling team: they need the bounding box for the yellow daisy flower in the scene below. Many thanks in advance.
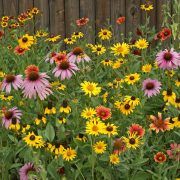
[109,153,120,165]
[18,34,35,49]
[21,124,30,134]
[142,64,152,73]
[64,37,76,44]
[102,92,109,103]
[57,117,66,124]
[36,30,48,38]
[0,71,5,78]
[165,70,175,77]
[45,35,61,42]
[80,81,101,97]
[34,114,46,125]
[162,89,176,104]
[124,96,140,107]
[72,31,84,39]
[93,141,107,154]
[81,107,96,119]
[103,123,118,137]
[92,44,106,55]
[173,115,180,128]
[62,147,76,161]
[175,78,180,87]
[124,73,140,85]
[76,133,87,142]
[0,94,13,101]
[44,102,56,115]
[135,39,149,49]
[98,29,112,40]
[111,42,130,57]
[140,3,153,11]
[1,21,8,28]
[9,117,20,131]
[59,100,71,114]
[119,102,135,115]
[101,59,113,66]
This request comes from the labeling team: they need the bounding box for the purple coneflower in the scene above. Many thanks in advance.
[22,65,52,100]
[19,163,36,180]
[53,60,79,80]
[142,78,161,97]
[156,48,179,69]
[1,74,23,93]
[45,51,57,64]
[167,143,180,161]
[67,47,91,63]
[2,107,22,128]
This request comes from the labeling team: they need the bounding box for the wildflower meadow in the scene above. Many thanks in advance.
[0,1,179,180]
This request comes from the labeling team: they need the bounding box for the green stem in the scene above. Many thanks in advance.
[75,163,85,180]
[90,136,95,180]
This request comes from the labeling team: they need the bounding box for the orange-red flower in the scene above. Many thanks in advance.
[0,30,4,38]
[14,46,28,55]
[96,106,111,120]
[113,138,126,155]
[154,152,167,163]
[52,53,67,64]
[129,124,145,137]
[149,112,170,133]
[161,28,171,41]
[76,17,89,27]
[116,16,125,24]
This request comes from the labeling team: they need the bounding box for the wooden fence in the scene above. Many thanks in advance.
[0,0,173,42]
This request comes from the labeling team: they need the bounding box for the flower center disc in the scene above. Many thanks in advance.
[6,75,15,83]
[59,61,70,70]
[4,111,13,119]
[125,104,130,109]
[30,135,35,141]
[107,126,113,132]
[146,82,154,90]
[73,47,83,55]
[129,138,136,144]
[28,71,39,81]
[164,52,172,61]
[22,37,28,42]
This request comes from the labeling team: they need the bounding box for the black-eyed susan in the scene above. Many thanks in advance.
[162,89,176,104]
[113,78,124,88]
[142,64,152,73]
[72,31,84,39]
[165,70,175,77]
[53,144,65,159]
[9,117,20,131]
[173,115,180,128]
[23,132,44,148]
[92,44,106,55]
[80,81,101,97]
[44,102,56,115]
[119,102,134,115]
[98,29,112,40]
[140,3,153,11]
[85,118,105,136]
[111,42,130,57]
[18,34,35,49]
[31,7,40,15]
[103,123,118,137]
[57,117,66,124]
[175,78,180,87]
[21,124,30,134]
[171,97,180,108]
[109,153,120,165]
[59,100,71,114]
[93,141,107,154]
[123,132,142,149]
[1,21,8,28]
[101,59,113,66]
[102,92,108,103]
[0,94,13,101]
[135,39,149,49]
[36,30,48,38]
[2,16,9,22]
[34,114,46,125]
[124,73,140,85]
[76,133,87,142]
[64,37,76,44]
[51,81,66,91]
[0,70,5,78]
[62,147,76,161]
[46,35,61,42]
[167,117,176,130]
[124,96,140,107]
[81,107,96,119]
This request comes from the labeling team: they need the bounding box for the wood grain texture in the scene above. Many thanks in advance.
[80,0,95,43]
[0,0,3,16]
[125,0,141,39]
[65,0,79,37]
[111,0,126,41]
[3,0,18,16]
[34,0,50,31]
[95,0,110,33]
[49,0,65,37]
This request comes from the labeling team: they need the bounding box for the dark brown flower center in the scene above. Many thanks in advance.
[22,37,28,43]
[131,96,136,100]
[175,98,180,103]
[105,59,109,62]
[129,138,135,144]
[6,75,15,83]
[129,76,135,80]
[73,47,83,55]
[78,133,84,138]
[106,126,113,132]
[103,32,107,35]
[62,100,68,108]
[164,52,172,61]
[125,104,130,109]
[11,117,17,124]
[146,82,154,90]
[4,111,13,119]
[30,135,35,141]
[166,89,172,96]
[74,32,79,35]
[57,167,65,175]
[97,47,101,51]
[169,117,174,124]
[38,113,43,119]
[28,71,39,81]
[47,101,53,109]
[59,61,70,70]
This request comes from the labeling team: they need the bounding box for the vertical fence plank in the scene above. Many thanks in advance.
[19,0,34,33]
[111,0,126,41]
[95,0,111,37]
[34,0,50,31]
[80,0,95,43]
[3,0,18,16]
[65,0,79,37]
[49,0,65,37]
[125,0,141,39]
[0,0,3,17]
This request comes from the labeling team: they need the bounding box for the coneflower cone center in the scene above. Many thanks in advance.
[146,82,154,90]
[73,47,83,55]
[4,111,13,119]
[164,52,172,61]
[129,138,135,144]
[6,75,15,83]
[59,61,70,70]
[28,71,39,81]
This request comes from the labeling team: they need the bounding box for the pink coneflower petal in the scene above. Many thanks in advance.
[19,163,36,180]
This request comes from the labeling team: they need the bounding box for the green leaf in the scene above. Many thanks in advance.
[8,134,18,143]
[9,163,22,170]
[132,171,151,180]
[45,122,55,142]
